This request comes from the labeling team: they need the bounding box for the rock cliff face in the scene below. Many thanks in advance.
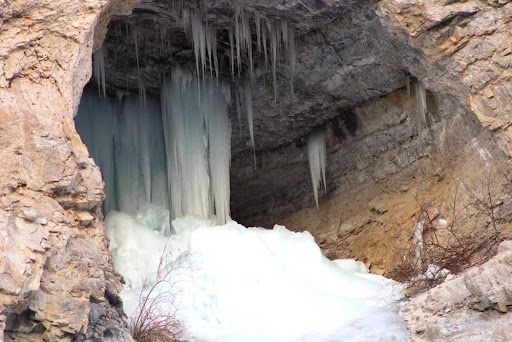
[0,0,511,340]
[0,0,139,340]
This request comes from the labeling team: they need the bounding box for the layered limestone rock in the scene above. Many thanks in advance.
[240,85,512,273]
[376,0,512,157]
[98,0,413,153]
[0,0,139,340]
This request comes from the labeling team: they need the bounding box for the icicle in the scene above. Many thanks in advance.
[244,80,256,167]
[212,27,219,80]
[206,24,214,78]
[270,21,279,105]
[235,8,242,76]
[281,20,289,55]
[206,85,232,224]
[255,11,262,53]
[131,26,147,109]
[236,83,243,134]
[183,9,220,80]
[262,17,269,70]
[137,95,151,204]
[198,14,207,78]
[93,46,106,97]
[182,8,191,36]
[406,76,411,97]
[187,10,207,79]
[162,69,210,219]
[415,81,428,144]
[242,11,254,81]
[307,129,327,208]
[161,68,232,223]
[289,27,297,97]
[229,27,235,81]
[133,27,141,81]
[239,7,247,55]
[275,22,282,60]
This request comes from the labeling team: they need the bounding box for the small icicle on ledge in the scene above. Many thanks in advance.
[75,4,411,342]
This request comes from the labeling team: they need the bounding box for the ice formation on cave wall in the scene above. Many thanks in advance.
[161,68,232,224]
[307,129,327,208]
[415,81,428,143]
[115,5,298,157]
[93,46,106,98]
[76,68,232,225]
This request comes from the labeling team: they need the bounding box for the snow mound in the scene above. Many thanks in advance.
[109,210,410,341]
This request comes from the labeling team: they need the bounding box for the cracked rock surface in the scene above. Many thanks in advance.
[0,0,138,340]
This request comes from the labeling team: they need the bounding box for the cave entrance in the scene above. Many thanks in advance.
[76,1,427,277]
[75,0,496,292]
[70,7,417,339]
[72,1,512,338]
[76,2,305,230]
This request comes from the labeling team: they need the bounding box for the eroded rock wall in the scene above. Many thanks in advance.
[258,87,511,273]
[230,0,512,276]
[0,0,138,340]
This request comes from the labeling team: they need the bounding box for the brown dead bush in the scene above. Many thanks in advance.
[390,171,503,296]
[129,250,191,342]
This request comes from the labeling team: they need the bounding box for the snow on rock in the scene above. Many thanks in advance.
[109,208,410,341]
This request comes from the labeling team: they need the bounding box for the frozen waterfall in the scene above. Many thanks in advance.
[76,68,232,226]
[161,68,232,223]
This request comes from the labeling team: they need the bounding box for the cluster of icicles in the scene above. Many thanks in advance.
[88,4,331,216]
[182,5,297,165]
[181,6,297,101]
[94,4,297,156]
[406,76,428,144]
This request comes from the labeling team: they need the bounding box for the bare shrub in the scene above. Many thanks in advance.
[129,249,191,342]
[390,171,503,295]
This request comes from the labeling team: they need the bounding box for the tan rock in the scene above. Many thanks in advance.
[0,0,138,340]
